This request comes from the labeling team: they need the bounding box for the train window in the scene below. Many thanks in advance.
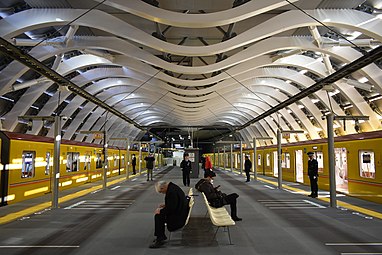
[121,155,125,167]
[266,154,270,167]
[114,154,118,167]
[96,153,103,169]
[45,152,50,175]
[316,151,324,173]
[21,151,35,178]
[359,150,375,179]
[281,153,290,168]
[66,152,80,172]
[84,153,91,171]
[258,154,261,166]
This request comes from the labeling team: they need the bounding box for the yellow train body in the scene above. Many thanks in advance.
[0,132,159,205]
[206,131,382,204]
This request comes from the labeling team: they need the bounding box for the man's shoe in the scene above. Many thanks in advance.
[152,236,167,243]
[232,217,242,221]
[149,240,165,249]
[308,194,313,197]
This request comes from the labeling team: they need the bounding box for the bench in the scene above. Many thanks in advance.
[201,192,235,245]
[168,188,195,242]
[184,188,195,226]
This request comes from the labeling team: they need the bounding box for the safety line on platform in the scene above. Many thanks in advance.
[0,245,80,248]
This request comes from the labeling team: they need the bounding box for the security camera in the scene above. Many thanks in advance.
[354,120,360,133]
[27,119,33,131]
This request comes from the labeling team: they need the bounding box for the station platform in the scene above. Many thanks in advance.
[0,166,381,255]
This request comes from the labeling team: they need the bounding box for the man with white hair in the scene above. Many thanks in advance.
[150,181,189,248]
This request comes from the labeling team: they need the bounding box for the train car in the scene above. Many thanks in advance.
[206,130,382,204]
[0,131,145,205]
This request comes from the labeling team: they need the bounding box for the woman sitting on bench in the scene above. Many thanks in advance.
[195,171,242,222]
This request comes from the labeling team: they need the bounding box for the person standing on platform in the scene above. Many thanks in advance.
[204,156,213,177]
[244,155,252,182]
[307,152,319,198]
[145,153,155,181]
[150,181,189,248]
[131,154,137,175]
[180,153,192,187]
[201,155,206,172]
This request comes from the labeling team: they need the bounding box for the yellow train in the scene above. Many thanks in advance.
[0,131,160,205]
[206,130,382,204]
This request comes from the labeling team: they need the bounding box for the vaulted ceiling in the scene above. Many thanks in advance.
[0,0,381,147]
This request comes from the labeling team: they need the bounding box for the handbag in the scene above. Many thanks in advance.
[209,191,227,208]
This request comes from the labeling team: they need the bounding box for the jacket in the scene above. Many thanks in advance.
[196,179,220,201]
[205,156,212,170]
[308,158,318,177]
[244,159,252,172]
[162,182,189,231]
[180,159,192,173]
[144,156,155,169]
[132,156,136,166]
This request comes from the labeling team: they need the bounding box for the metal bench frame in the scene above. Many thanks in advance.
[201,192,235,245]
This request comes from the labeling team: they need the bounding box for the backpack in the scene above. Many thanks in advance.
[195,179,207,192]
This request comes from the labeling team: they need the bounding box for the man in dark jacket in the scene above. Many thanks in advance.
[307,152,319,198]
[144,153,155,181]
[201,155,206,171]
[244,155,252,182]
[150,181,189,248]
[131,154,136,175]
[180,153,192,186]
[196,171,242,221]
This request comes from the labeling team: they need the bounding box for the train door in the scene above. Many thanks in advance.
[45,150,53,192]
[273,151,278,177]
[335,148,348,193]
[84,152,91,182]
[295,150,304,183]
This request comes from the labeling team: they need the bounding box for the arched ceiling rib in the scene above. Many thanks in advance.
[94,0,298,28]
[1,9,382,56]
[0,0,381,144]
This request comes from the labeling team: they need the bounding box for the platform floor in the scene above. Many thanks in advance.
[0,166,381,255]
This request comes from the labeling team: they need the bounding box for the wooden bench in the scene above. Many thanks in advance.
[201,192,235,245]
[168,188,195,242]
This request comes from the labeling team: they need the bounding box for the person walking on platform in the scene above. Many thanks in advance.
[150,181,189,248]
[131,154,137,175]
[145,153,155,181]
[307,152,319,198]
[196,171,242,221]
[180,153,192,186]
[244,155,252,182]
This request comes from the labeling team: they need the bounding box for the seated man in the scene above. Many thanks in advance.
[150,181,189,248]
[195,171,242,221]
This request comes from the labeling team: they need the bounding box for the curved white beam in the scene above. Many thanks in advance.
[96,0,297,28]
[1,9,381,56]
